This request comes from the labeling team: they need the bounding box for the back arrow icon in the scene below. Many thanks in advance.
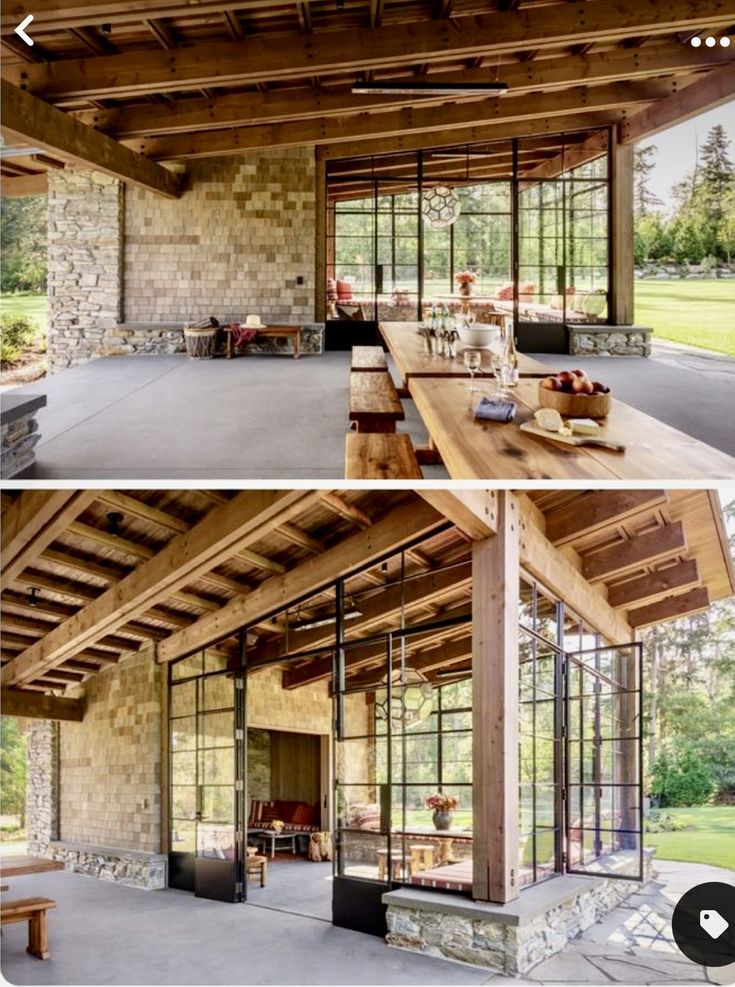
[15,14,34,46]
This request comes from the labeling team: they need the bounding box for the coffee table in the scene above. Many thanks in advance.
[251,829,303,859]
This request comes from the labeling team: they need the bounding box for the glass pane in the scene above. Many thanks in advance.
[201,785,234,823]
[171,785,196,820]
[172,750,196,785]
[199,711,233,748]
[199,747,234,786]
[172,653,203,681]
[171,715,196,751]
[170,820,195,852]
[197,822,235,859]
[170,680,195,717]
[201,673,233,712]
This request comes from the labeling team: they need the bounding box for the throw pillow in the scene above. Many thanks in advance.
[495,282,514,300]
[336,278,353,300]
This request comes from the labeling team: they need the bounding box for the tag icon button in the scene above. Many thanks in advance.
[700,910,730,940]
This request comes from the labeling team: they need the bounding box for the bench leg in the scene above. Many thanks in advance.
[356,421,396,434]
[261,861,267,888]
[27,911,49,960]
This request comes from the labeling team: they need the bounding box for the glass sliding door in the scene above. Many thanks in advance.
[564,642,643,880]
[168,641,246,901]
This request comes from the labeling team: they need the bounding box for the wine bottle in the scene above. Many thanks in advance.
[501,324,519,389]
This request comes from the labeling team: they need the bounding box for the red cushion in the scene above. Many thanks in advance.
[292,802,317,826]
[495,282,514,300]
[336,279,353,300]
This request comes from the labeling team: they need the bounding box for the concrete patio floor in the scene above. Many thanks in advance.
[5,342,735,480]
[1,860,732,986]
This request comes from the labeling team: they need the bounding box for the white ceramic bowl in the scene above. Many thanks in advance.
[456,322,500,348]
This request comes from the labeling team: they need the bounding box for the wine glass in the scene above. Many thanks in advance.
[489,351,506,398]
[464,349,482,392]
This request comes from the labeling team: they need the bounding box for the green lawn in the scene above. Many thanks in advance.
[645,806,735,871]
[635,279,735,356]
[1,292,47,331]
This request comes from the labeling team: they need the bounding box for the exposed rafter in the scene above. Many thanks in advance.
[1,80,181,198]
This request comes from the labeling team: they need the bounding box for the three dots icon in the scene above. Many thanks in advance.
[690,36,731,47]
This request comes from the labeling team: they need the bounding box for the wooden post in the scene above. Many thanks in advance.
[472,491,520,903]
[315,152,326,323]
[609,133,634,326]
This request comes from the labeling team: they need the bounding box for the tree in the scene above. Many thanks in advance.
[0,195,48,294]
[0,717,27,827]
[634,144,663,217]
[699,124,734,219]
[651,745,715,807]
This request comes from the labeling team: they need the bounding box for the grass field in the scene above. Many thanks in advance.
[1,292,48,331]
[635,279,735,356]
[645,806,735,871]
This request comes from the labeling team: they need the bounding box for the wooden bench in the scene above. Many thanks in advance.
[1,897,56,960]
[349,371,404,433]
[351,345,387,372]
[345,433,422,479]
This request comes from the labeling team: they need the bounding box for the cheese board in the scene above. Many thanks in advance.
[519,421,626,453]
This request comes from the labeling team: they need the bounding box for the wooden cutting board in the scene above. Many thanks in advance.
[519,421,626,453]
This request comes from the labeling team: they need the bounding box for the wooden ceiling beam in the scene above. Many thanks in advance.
[0,687,84,721]
[8,1,731,100]
[418,491,497,540]
[0,169,49,196]
[2,491,316,687]
[370,0,385,28]
[2,490,97,588]
[544,490,668,547]
[608,559,701,610]
[628,586,711,628]
[319,105,625,158]
[0,1,274,32]
[1,81,181,198]
[271,561,472,680]
[157,498,445,665]
[68,25,116,55]
[222,10,246,41]
[130,80,667,160]
[143,17,178,50]
[582,521,687,582]
[518,496,632,645]
[67,42,724,139]
[621,61,735,144]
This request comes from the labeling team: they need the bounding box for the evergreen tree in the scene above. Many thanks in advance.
[0,717,27,827]
[634,144,662,216]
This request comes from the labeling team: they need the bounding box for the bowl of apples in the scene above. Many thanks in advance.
[539,370,612,418]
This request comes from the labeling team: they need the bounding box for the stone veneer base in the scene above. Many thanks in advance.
[1,393,47,478]
[568,324,652,356]
[384,852,653,975]
[47,841,167,890]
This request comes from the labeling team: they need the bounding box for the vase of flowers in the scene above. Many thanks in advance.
[271,819,285,833]
[455,271,476,298]
[426,793,459,830]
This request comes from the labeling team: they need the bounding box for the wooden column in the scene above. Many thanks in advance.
[609,133,634,326]
[472,491,520,903]
[315,152,327,322]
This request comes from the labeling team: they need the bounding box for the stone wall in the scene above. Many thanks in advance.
[47,167,123,369]
[46,842,167,890]
[1,394,46,478]
[569,325,652,356]
[46,148,316,369]
[124,149,315,325]
[59,652,161,853]
[385,854,654,975]
[25,720,59,855]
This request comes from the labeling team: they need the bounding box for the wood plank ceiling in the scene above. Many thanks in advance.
[1,488,732,709]
[1,0,733,196]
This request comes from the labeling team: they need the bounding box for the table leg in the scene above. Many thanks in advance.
[270,835,275,859]
[226,330,233,360]
[294,330,301,359]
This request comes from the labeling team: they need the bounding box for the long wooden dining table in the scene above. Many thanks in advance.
[407,376,735,480]
[379,321,550,388]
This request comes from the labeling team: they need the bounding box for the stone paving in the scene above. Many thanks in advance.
[506,861,735,986]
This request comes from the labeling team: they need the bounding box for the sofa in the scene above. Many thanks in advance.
[248,798,321,832]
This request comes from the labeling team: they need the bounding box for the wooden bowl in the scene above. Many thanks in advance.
[538,384,612,418]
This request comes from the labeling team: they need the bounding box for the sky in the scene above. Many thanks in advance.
[641,101,735,211]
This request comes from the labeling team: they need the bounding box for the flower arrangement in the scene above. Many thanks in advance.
[455,271,476,287]
[425,793,459,812]
[271,819,285,832]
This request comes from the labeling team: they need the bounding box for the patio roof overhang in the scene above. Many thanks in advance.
[1,487,733,715]
[1,0,734,197]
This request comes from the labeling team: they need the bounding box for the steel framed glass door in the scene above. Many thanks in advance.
[564,642,643,881]
[168,642,246,901]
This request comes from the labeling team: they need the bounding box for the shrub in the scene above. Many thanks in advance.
[694,735,735,799]
[645,809,690,833]
[0,313,37,365]
[651,746,715,807]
